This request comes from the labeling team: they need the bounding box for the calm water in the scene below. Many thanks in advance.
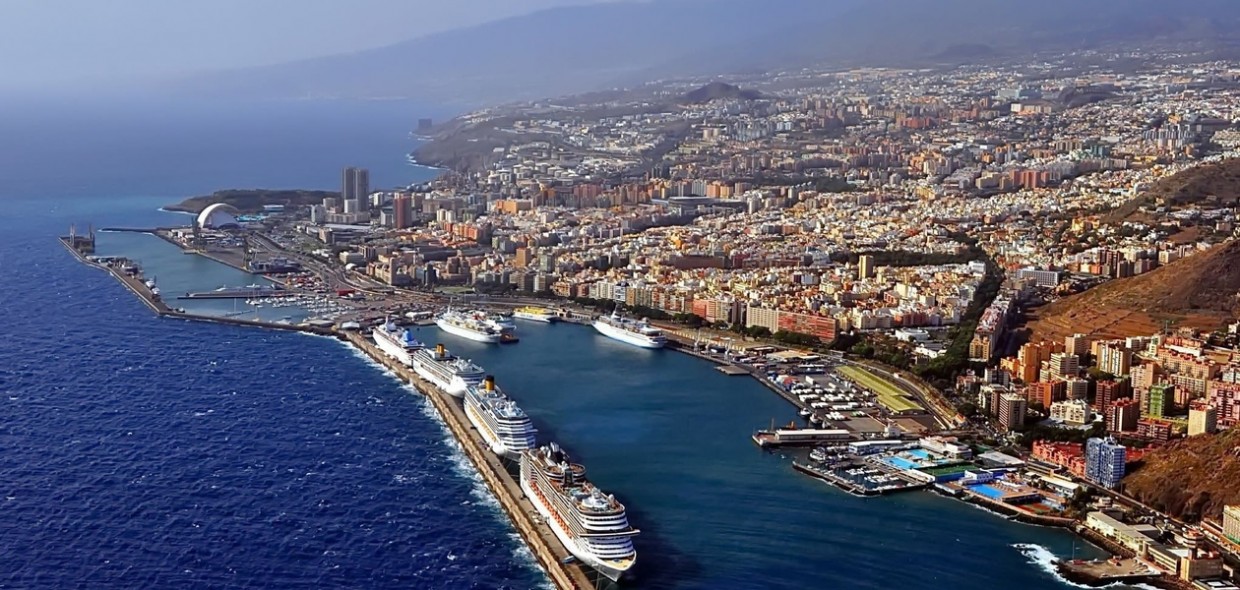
[0,100,1120,589]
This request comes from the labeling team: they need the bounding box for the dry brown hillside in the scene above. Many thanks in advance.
[1104,158,1240,224]
[1123,428,1240,523]
[1026,240,1240,342]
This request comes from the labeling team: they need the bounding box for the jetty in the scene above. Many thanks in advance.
[59,234,597,589]
[344,333,598,590]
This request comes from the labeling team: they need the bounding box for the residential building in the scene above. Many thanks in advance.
[1207,380,1240,428]
[998,392,1027,431]
[1187,404,1217,436]
[1065,333,1091,357]
[858,254,875,279]
[1097,342,1133,376]
[393,193,414,229]
[1095,379,1130,411]
[1146,383,1173,418]
[1085,437,1126,489]
[1051,399,1091,425]
[342,166,370,210]
[1108,399,1140,433]
[1224,505,1240,544]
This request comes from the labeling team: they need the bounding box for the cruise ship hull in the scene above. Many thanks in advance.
[520,473,635,581]
[413,363,473,397]
[592,320,665,349]
[464,403,521,460]
[436,318,502,343]
[372,329,415,366]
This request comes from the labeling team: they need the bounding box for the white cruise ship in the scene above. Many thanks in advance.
[371,319,423,366]
[485,313,520,343]
[513,306,558,323]
[592,312,666,349]
[435,309,502,343]
[520,443,638,581]
[464,376,537,460]
[412,344,486,397]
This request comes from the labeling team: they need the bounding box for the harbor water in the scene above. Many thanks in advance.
[0,99,1141,589]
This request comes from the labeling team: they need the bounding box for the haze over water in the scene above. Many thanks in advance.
[0,100,1132,589]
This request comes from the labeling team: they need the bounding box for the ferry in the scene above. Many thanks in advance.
[413,343,487,397]
[178,284,285,299]
[463,376,537,460]
[520,443,639,581]
[372,318,423,366]
[752,427,852,448]
[513,306,558,323]
[435,309,502,343]
[592,311,666,349]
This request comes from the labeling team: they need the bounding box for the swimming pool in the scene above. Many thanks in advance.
[884,456,919,470]
[969,484,1006,500]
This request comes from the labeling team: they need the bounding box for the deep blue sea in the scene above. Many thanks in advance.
[0,99,1136,589]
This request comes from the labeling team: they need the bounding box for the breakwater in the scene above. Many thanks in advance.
[59,237,333,335]
[343,333,596,590]
[60,236,592,590]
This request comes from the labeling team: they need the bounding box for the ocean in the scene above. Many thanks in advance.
[0,99,1135,589]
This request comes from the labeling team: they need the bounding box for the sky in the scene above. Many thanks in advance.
[0,0,614,91]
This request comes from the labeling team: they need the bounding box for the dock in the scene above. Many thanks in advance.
[752,428,853,448]
[59,234,598,590]
[1056,557,1158,586]
[714,365,750,376]
[793,460,929,497]
[343,332,598,590]
[59,237,336,335]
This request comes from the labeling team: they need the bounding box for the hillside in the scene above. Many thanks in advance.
[165,189,338,214]
[161,0,1240,104]
[682,82,762,104]
[1123,428,1240,522]
[1026,240,1240,342]
[1104,157,1240,223]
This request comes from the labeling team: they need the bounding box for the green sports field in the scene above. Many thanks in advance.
[838,366,923,412]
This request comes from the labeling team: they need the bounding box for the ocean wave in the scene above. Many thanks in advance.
[1012,544,1157,590]
[341,339,552,587]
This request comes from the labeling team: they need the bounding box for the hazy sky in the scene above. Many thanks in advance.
[0,0,612,90]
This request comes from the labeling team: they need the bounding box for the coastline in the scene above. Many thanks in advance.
[63,235,1185,590]
[60,235,595,590]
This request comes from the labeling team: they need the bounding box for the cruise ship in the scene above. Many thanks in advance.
[592,312,666,349]
[412,343,487,397]
[486,313,520,343]
[513,306,558,323]
[520,443,639,581]
[435,309,502,343]
[372,318,423,366]
[464,376,537,460]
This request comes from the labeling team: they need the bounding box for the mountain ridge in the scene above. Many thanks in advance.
[161,0,1240,105]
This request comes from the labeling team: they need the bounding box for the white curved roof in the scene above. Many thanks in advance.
[197,203,240,229]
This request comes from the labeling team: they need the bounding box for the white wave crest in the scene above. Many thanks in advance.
[339,339,552,586]
[1012,544,1157,590]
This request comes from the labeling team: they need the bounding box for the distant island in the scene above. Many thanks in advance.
[164,189,339,214]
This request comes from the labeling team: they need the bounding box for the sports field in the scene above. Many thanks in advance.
[838,366,923,412]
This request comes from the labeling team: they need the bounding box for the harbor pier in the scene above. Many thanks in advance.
[343,332,598,590]
[65,233,597,589]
